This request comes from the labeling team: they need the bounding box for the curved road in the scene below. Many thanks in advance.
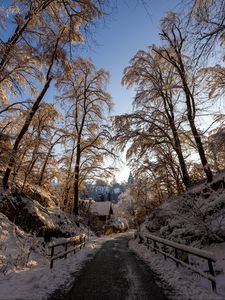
[48,235,168,300]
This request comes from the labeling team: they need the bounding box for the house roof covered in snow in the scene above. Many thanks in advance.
[90,201,112,216]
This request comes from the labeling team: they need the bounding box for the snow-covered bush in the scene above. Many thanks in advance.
[108,216,129,232]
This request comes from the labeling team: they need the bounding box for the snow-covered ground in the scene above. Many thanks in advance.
[1,174,225,300]
[0,212,112,300]
[129,237,225,300]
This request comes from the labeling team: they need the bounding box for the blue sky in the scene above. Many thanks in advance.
[87,0,180,115]
[83,0,179,182]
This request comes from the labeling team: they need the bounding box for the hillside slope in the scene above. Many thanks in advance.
[134,175,225,299]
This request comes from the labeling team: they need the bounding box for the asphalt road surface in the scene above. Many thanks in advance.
[48,235,168,300]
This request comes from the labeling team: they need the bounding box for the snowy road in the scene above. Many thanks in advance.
[48,235,168,300]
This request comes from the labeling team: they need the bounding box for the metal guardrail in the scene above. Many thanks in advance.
[49,234,86,268]
[139,232,217,291]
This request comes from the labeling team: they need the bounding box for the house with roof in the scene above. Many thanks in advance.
[89,201,113,232]
[90,201,113,221]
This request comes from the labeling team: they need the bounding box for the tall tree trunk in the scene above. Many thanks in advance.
[22,128,42,190]
[181,76,213,182]
[154,36,213,183]
[22,156,38,191]
[3,77,52,189]
[12,145,28,182]
[174,141,191,188]
[73,142,81,215]
[174,47,213,182]
[163,98,191,188]
[38,135,63,187]
[38,146,53,187]
[169,159,184,193]
[72,90,87,215]
[63,137,76,207]
[171,126,191,188]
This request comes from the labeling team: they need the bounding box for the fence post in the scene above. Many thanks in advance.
[50,246,54,258]
[174,248,179,267]
[50,259,54,269]
[153,241,158,254]
[80,235,82,249]
[208,259,216,291]
[181,251,189,264]
[162,244,167,260]
[50,246,54,269]
[73,241,76,254]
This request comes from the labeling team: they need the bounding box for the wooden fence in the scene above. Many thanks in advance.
[139,233,217,291]
[49,234,86,268]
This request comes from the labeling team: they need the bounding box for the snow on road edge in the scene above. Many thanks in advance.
[0,237,110,300]
[129,239,224,300]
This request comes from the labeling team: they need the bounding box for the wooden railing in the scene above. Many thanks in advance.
[139,233,217,291]
[49,234,86,268]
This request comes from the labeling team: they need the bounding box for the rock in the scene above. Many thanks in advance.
[0,188,52,233]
